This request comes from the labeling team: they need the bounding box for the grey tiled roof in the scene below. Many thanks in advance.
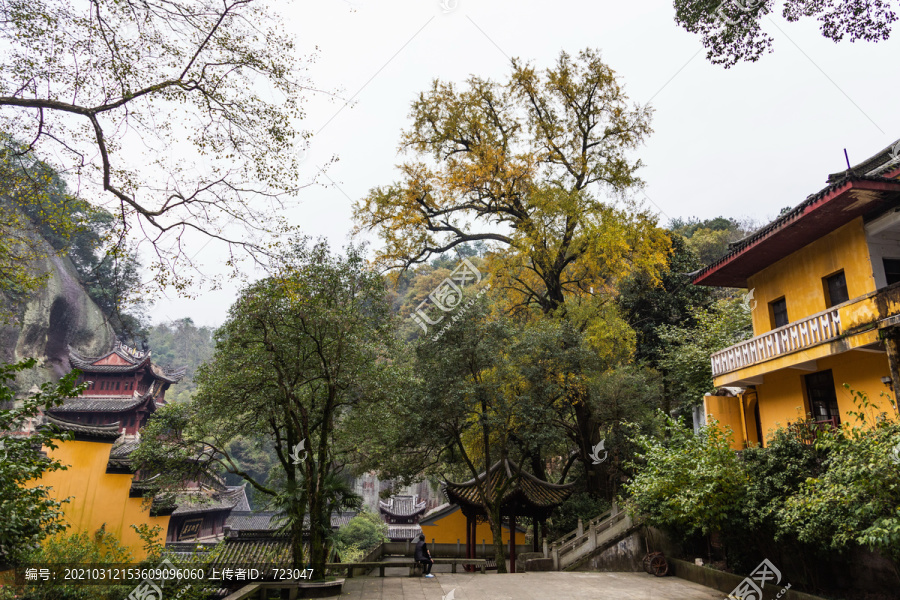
[68,344,187,383]
[379,495,427,517]
[330,512,356,528]
[212,537,294,568]
[172,486,250,516]
[827,138,900,182]
[107,438,141,470]
[45,416,122,441]
[109,439,141,458]
[49,396,147,413]
[225,511,283,532]
[387,524,422,540]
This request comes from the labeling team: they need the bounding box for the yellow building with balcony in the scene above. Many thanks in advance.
[693,140,900,448]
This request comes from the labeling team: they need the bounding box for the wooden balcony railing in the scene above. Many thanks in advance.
[711,307,842,377]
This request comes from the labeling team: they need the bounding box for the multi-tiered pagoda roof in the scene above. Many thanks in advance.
[49,342,186,435]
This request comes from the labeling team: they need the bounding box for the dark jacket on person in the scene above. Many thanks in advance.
[414,538,429,561]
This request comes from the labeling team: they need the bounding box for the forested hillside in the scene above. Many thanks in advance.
[147,319,215,403]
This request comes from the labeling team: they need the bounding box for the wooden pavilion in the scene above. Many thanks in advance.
[442,458,575,572]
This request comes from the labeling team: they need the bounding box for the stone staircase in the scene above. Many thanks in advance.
[546,505,637,571]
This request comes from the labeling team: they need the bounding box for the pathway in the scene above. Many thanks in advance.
[339,571,724,599]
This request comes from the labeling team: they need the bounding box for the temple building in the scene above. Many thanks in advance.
[27,342,254,557]
[379,494,427,541]
[694,139,900,447]
[52,342,186,434]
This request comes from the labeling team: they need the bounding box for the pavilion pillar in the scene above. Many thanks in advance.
[508,510,516,573]
[466,514,473,558]
[532,516,539,552]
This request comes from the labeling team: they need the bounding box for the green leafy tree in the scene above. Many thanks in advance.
[624,416,747,538]
[333,511,388,562]
[674,0,899,68]
[134,240,407,576]
[618,234,712,367]
[0,359,86,566]
[657,297,752,412]
[146,319,215,403]
[1,137,146,335]
[355,50,671,508]
[0,140,86,313]
[547,492,609,540]
[505,317,663,499]
[365,298,525,573]
[10,528,134,600]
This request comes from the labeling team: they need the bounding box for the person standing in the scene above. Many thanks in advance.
[414,533,435,578]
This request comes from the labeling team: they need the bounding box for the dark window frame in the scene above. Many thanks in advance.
[770,297,789,329]
[804,370,841,425]
[823,270,849,308]
[884,258,900,286]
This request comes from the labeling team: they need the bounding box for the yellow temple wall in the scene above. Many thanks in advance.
[747,218,876,335]
[703,394,746,450]
[420,506,522,545]
[29,438,169,560]
[751,350,895,443]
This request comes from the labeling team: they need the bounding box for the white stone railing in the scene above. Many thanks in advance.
[711,307,842,377]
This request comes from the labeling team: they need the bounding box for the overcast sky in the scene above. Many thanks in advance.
[146,0,900,327]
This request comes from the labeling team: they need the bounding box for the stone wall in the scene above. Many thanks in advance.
[581,531,644,572]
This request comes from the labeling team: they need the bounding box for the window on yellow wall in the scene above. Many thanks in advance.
[770,297,788,328]
[805,370,841,425]
[823,271,849,307]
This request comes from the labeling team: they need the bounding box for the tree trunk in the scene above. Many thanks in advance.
[488,504,507,574]
[308,488,327,579]
[291,517,305,570]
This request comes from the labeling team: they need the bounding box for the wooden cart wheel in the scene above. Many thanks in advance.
[642,551,661,574]
[649,554,668,577]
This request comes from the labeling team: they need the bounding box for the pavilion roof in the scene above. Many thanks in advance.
[442,458,575,519]
[387,524,422,541]
[49,395,148,413]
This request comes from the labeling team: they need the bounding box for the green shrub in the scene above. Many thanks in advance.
[333,511,387,560]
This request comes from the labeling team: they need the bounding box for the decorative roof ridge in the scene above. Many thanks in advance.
[826,138,900,182]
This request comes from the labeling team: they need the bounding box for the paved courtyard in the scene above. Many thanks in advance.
[339,571,724,599]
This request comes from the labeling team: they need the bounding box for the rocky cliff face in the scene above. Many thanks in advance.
[0,237,115,390]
